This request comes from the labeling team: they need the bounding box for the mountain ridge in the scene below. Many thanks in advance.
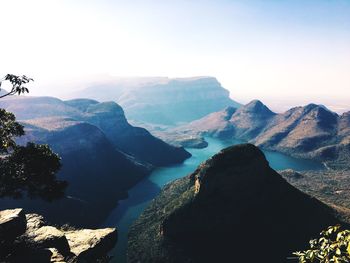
[177,100,350,169]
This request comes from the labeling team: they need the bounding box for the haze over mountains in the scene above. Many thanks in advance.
[70,77,241,125]
[178,100,350,169]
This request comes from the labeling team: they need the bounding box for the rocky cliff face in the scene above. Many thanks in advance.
[128,144,341,263]
[75,77,241,125]
[0,208,117,262]
[179,101,350,169]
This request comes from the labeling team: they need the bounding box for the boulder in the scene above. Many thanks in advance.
[27,226,71,255]
[0,208,27,241]
[25,213,45,231]
[0,208,117,262]
[65,228,117,260]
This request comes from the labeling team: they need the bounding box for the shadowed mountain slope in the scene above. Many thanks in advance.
[0,96,190,227]
[128,144,342,263]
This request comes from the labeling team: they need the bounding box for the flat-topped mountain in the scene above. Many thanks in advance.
[73,76,241,125]
[128,144,341,263]
[179,100,350,169]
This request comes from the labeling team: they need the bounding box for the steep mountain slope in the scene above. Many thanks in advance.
[0,117,150,227]
[228,99,276,139]
[0,96,190,226]
[128,144,341,263]
[179,100,349,168]
[66,99,191,165]
[74,77,241,125]
[255,104,338,152]
[0,96,190,166]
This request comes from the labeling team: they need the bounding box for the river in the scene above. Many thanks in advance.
[102,137,323,262]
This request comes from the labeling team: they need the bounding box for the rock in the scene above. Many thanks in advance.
[65,228,117,260]
[25,213,45,231]
[0,209,117,262]
[47,248,66,263]
[279,169,304,179]
[27,226,70,255]
[0,208,26,241]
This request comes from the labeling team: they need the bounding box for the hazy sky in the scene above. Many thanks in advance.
[0,0,349,112]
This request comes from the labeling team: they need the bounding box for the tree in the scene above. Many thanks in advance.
[0,74,66,201]
[294,225,350,263]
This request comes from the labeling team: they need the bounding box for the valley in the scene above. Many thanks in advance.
[0,77,349,263]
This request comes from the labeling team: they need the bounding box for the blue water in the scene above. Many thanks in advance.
[102,137,323,262]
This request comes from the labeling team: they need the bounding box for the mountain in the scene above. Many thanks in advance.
[0,116,150,227]
[128,144,341,263]
[179,100,350,169]
[0,96,190,226]
[73,77,241,125]
[0,96,190,167]
[66,99,191,165]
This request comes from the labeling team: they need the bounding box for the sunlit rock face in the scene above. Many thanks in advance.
[128,144,341,263]
[0,208,117,263]
[75,76,241,125]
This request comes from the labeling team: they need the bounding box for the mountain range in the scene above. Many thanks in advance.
[177,100,350,169]
[71,76,241,125]
[0,96,190,227]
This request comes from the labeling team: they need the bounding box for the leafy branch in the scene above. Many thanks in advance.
[294,225,350,263]
[0,74,33,98]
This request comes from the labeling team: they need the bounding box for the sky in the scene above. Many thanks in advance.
[0,0,349,112]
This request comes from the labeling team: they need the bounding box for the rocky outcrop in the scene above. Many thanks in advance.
[0,209,26,244]
[0,208,117,263]
[179,101,350,169]
[128,144,342,263]
[65,228,117,260]
[74,76,241,125]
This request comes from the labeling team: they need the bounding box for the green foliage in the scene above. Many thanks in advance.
[0,143,67,200]
[0,109,25,153]
[0,74,66,200]
[294,225,350,263]
[0,74,33,98]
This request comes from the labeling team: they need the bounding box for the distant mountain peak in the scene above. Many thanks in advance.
[238,99,275,116]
